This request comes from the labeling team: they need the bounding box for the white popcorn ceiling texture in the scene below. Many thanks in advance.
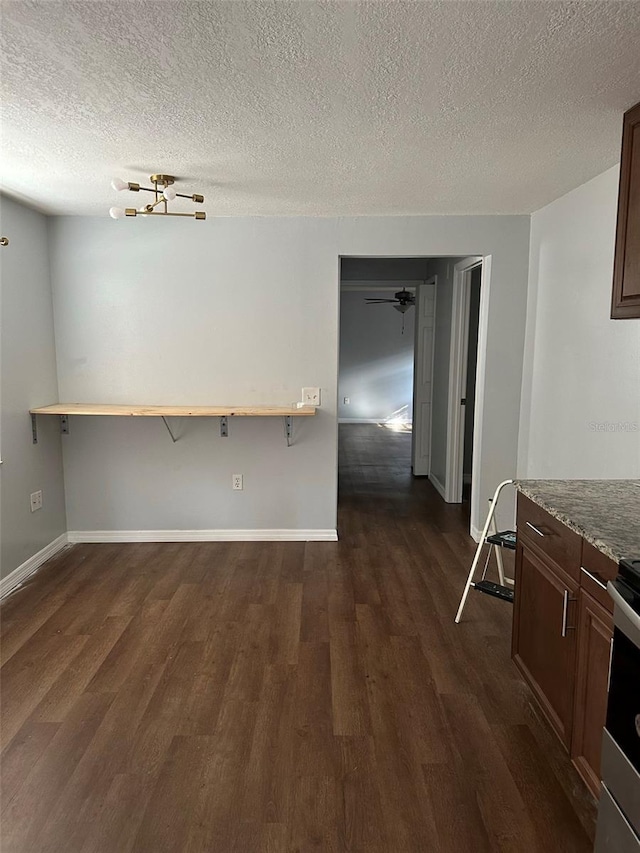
[1,1,640,216]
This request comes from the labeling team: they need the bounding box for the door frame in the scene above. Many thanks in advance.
[444,256,483,504]
[337,254,493,540]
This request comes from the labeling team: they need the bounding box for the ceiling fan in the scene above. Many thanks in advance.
[364,288,416,313]
[364,288,416,333]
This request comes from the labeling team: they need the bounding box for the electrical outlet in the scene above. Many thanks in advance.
[343,396,350,405]
[30,490,43,512]
[302,387,321,406]
[232,474,243,491]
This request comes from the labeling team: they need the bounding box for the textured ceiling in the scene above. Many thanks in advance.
[2,1,640,216]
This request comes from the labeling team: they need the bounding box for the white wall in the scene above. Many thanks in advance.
[339,289,415,422]
[519,166,640,479]
[49,214,530,537]
[0,196,67,578]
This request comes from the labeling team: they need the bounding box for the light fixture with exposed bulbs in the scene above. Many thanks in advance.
[109,174,206,221]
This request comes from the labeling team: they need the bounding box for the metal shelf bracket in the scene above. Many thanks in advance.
[31,414,38,444]
[284,416,293,447]
[60,415,69,435]
[161,416,178,443]
[220,416,228,437]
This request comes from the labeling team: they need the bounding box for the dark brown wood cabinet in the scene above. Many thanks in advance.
[512,495,616,799]
[512,539,578,747]
[611,100,640,319]
[571,589,613,798]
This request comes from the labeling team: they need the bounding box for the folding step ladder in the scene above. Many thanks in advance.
[454,479,516,623]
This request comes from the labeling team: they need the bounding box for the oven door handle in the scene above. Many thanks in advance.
[607,580,640,631]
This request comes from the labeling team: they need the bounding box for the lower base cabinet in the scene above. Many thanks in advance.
[571,590,614,798]
[512,495,615,800]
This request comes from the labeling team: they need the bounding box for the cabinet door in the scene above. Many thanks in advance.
[512,541,578,748]
[571,590,613,798]
[611,100,640,319]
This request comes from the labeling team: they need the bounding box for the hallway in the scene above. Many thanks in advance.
[0,426,595,851]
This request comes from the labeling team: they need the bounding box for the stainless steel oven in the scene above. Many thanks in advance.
[595,559,640,852]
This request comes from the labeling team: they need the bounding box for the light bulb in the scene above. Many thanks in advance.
[111,177,128,192]
[109,206,125,220]
[163,186,176,201]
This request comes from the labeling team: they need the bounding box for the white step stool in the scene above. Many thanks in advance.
[454,479,516,623]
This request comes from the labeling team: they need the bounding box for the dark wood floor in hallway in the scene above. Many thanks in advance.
[1,424,595,852]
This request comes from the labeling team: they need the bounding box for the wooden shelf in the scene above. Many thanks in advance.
[29,404,316,417]
[29,403,316,446]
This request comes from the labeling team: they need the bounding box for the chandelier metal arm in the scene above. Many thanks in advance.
[126,209,206,219]
[176,192,204,203]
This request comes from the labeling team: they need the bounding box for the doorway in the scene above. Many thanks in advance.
[337,254,490,539]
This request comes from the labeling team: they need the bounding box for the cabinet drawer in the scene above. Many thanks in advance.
[581,540,618,613]
[517,494,582,581]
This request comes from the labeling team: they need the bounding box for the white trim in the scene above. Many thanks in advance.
[444,257,482,505]
[0,533,69,599]
[470,524,483,544]
[469,256,492,541]
[428,473,447,501]
[67,529,338,543]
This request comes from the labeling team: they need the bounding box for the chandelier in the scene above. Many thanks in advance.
[109,174,206,220]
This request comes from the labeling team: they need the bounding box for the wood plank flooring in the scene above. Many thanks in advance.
[0,424,596,851]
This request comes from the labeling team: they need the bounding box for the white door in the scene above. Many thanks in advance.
[411,280,436,475]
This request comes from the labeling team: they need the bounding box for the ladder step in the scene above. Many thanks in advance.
[472,581,514,602]
[485,530,517,550]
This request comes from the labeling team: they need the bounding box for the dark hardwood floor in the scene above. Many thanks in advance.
[1,424,595,851]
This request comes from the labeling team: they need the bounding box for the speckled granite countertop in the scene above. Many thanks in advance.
[515,479,640,564]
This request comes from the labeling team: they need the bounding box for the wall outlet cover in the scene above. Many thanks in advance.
[30,490,43,512]
[302,387,321,406]
[232,474,243,491]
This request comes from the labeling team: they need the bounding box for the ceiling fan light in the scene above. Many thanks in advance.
[111,177,129,192]
[394,303,410,313]
[109,206,125,219]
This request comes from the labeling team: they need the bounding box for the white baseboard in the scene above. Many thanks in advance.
[429,473,447,501]
[67,529,338,543]
[470,524,483,543]
[0,533,69,599]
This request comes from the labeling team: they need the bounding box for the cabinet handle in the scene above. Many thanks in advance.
[580,566,608,591]
[561,590,576,637]
[526,521,545,537]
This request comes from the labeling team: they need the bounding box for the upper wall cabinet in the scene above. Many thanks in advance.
[611,100,640,319]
